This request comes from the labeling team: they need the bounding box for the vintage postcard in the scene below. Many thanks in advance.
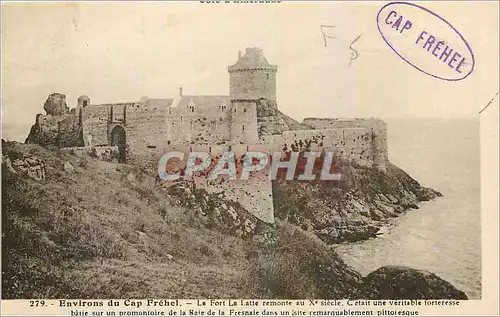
[1,1,498,316]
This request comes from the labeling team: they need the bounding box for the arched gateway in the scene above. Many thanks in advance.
[110,125,127,163]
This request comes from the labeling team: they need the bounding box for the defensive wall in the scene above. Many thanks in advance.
[25,47,389,224]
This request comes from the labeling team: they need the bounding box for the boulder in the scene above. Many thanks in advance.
[8,156,46,180]
[63,161,75,173]
[43,93,69,116]
[363,266,468,300]
[2,155,16,173]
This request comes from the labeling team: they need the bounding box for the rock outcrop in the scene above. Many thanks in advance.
[256,99,313,137]
[43,92,69,116]
[364,266,468,300]
[159,181,266,239]
[272,161,441,244]
[1,154,46,180]
[25,93,83,147]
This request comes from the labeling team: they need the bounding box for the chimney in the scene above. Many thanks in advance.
[179,87,183,97]
[238,51,242,59]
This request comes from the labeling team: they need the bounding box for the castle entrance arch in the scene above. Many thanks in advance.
[110,125,127,163]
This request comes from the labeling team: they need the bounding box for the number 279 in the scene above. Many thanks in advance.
[29,300,45,307]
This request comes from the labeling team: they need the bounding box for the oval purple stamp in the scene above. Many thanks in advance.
[377,2,475,81]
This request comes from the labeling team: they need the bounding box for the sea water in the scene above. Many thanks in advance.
[335,118,481,299]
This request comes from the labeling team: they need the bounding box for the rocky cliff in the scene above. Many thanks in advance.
[272,161,441,243]
[2,141,465,300]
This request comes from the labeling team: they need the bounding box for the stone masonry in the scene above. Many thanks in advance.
[25,47,388,224]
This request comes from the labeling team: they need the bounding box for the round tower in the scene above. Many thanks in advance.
[228,47,277,101]
[77,95,90,108]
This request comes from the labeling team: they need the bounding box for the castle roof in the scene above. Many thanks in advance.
[177,95,230,109]
[144,98,174,108]
[228,47,277,72]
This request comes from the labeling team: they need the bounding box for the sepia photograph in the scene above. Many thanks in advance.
[1,1,498,316]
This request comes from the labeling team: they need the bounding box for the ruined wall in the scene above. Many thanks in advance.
[81,104,112,146]
[57,111,84,147]
[125,102,169,153]
[60,146,119,162]
[81,100,172,154]
[25,114,60,146]
[25,111,82,147]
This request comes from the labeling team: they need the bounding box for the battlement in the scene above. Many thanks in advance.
[228,47,278,72]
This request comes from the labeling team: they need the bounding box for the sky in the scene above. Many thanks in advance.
[1,1,499,141]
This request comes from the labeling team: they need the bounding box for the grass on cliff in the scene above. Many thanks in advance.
[2,141,366,299]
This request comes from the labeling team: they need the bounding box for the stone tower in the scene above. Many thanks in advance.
[76,95,91,143]
[228,47,278,101]
[227,48,277,143]
[77,95,91,108]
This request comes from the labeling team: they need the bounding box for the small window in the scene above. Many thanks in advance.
[266,73,270,79]
[244,108,247,113]
[180,116,183,124]
[82,100,88,107]
[242,125,245,131]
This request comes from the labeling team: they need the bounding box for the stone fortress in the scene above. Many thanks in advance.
[26,47,388,223]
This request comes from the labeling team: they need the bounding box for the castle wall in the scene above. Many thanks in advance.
[125,104,169,153]
[82,104,112,146]
[301,118,388,172]
[57,111,83,147]
[166,103,231,145]
[26,111,82,147]
[229,100,259,144]
[277,128,375,167]
[131,144,274,224]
